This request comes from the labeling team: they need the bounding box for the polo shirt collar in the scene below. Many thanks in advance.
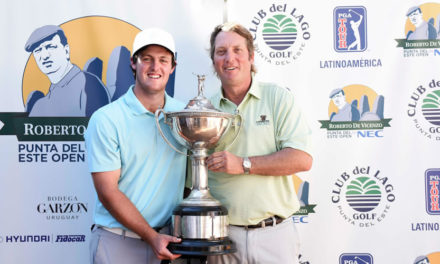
[246,77,262,100]
[217,76,262,104]
[124,85,172,117]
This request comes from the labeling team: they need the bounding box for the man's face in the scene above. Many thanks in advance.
[131,45,175,94]
[331,91,346,109]
[408,9,424,27]
[213,31,254,87]
[32,34,70,75]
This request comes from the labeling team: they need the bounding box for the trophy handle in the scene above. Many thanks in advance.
[223,114,242,150]
[155,109,189,156]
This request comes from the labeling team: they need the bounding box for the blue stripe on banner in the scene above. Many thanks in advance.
[346,195,382,198]
[263,37,297,40]
[262,33,298,36]
[350,203,380,206]
[346,199,382,202]
[265,41,295,45]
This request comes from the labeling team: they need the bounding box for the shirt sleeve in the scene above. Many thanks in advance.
[84,109,121,173]
[274,87,312,156]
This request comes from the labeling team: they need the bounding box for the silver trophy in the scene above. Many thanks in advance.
[155,75,240,256]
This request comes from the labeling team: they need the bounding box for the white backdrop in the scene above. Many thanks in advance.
[0,0,439,263]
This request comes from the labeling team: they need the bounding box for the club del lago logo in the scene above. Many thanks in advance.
[395,3,440,57]
[407,79,440,141]
[248,3,310,66]
[331,166,395,228]
[319,84,391,139]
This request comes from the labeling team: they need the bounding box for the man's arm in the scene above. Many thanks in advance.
[92,169,181,260]
[206,147,312,175]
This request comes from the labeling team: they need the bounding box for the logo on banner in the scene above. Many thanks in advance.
[22,16,141,117]
[411,168,440,232]
[340,253,373,264]
[395,3,440,57]
[18,143,86,163]
[37,195,88,221]
[0,234,86,243]
[321,6,382,69]
[319,85,391,139]
[334,6,367,52]
[249,3,310,66]
[0,16,175,144]
[407,79,440,141]
[1,235,51,243]
[414,252,440,264]
[331,166,395,227]
[0,17,176,163]
[55,235,85,243]
[426,169,440,215]
[292,175,317,224]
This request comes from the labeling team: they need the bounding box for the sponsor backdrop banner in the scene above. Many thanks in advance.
[0,0,439,263]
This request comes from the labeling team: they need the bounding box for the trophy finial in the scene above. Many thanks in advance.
[197,74,206,97]
[185,74,216,111]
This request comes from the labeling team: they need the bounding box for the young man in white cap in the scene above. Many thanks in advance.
[84,28,186,263]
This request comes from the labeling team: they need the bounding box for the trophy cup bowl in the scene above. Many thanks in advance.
[166,110,233,150]
[154,75,240,256]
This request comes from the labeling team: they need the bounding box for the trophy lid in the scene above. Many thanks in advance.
[184,75,219,112]
[166,74,234,119]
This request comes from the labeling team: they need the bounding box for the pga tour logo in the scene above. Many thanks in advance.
[340,253,373,264]
[334,6,367,52]
[425,169,440,215]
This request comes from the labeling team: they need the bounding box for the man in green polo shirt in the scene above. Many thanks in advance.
[205,22,313,264]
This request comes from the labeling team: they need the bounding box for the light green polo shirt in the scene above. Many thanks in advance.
[208,79,312,225]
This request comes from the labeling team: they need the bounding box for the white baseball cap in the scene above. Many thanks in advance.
[132,28,176,58]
